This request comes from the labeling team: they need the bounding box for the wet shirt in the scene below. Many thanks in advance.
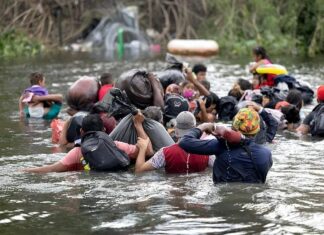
[59,142,137,171]
[179,128,273,183]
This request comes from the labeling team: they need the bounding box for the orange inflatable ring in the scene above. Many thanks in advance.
[167,39,219,56]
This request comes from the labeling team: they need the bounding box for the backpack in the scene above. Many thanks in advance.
[310,104,324,137]
[164,94,189,120]
[217,96,238,122]
[81,131,130,171]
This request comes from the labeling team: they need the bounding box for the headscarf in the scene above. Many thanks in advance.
[232,108,260,135]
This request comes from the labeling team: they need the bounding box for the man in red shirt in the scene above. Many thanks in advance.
[135,111,214,174]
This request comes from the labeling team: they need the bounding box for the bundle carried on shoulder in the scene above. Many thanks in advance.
[115,69,153,109]
[66,76,99,111]
[81,131,130,171]
[109,114,175,152]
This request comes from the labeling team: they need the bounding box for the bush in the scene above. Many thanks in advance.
[0,30,42,58]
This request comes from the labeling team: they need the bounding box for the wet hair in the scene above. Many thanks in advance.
[228,88,243,101]
[142,106,163,123]
[253,46,270,61]
[81,114,104,133]
[286,89,303,110]
[100,73,113,85]
[200,80,210,91]
[205,92,220,109]
[281,104,301,124]
[237,78,252,91]
[29,72,44,85]
[193,64,207,74]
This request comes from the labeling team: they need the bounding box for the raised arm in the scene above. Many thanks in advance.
[185,67,210,96]
[133,111,154,156]
[179,124,221,156]
[135,137,151,173]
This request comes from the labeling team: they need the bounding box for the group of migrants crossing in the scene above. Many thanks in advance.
[20,47,324,184]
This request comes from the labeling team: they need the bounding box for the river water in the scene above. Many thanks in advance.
[0,53,323,234]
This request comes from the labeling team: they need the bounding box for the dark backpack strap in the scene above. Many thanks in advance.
[241,144,263,183]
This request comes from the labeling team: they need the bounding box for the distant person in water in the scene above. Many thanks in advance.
[18,72,62,119]
[249,46,276,88]
[193,64,207,81]
[296,85,324,137]
[98,73,114,101]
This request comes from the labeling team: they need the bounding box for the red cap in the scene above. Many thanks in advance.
[317,85,324,102]
[275,101,290,110]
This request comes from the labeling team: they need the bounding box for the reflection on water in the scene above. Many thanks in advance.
[0,54,323,234]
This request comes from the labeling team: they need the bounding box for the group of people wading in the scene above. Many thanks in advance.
[21,47,324,185]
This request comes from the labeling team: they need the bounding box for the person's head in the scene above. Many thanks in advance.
[192,64,207,81]
[252,46,269,62]
[142,106,163,124]
[232,108,260,136]
[228,88,243,101]
[237,78,252,91]
[100,73,114,85]
[81,114,104,134]
[252,74,263,89]
[165,83,181,95]
[281,104,301,124]
[181,81,197,100]
[175,111,196,139]
[317,85,324,103]
[200,80,210,91]
[286,89,303,110]
[205,92,220,113]
[29,72,45,86]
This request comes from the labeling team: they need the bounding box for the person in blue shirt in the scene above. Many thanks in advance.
[179,108,273,184]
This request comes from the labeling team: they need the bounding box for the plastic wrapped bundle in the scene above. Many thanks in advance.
[109,114,174,152]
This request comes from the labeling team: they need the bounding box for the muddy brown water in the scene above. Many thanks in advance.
[0,53,324,234]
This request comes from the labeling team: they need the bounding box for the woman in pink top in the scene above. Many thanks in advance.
[249,46,276,87]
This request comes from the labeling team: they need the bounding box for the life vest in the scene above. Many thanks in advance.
[163,144,209,174]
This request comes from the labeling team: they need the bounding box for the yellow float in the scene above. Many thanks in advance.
[256,64,288,75]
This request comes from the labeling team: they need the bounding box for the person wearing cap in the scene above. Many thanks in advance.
[178,108,273,184]
[296,85,324,136]
[135,111,242,174]
[135,111,213,174]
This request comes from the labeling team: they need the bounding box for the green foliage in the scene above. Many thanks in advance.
[198,0,323,56]
[0,30,42,58]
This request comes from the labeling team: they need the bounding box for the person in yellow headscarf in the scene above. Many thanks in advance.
[178,108,273,184]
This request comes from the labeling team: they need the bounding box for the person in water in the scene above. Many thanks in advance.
[296,85,324,136]
[249,46,276,88]
[192,63,207,81]
[135,111,214,174]
[178,108,273,184]
[98,73,114,101]
[136,111,245,174]
[19,72,63,119]
[23,112,153,173]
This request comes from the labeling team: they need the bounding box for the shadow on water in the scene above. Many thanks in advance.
[0,52,324,234]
